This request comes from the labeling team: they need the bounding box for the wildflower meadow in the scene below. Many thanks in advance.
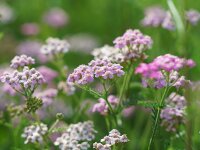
[0,0,200,150]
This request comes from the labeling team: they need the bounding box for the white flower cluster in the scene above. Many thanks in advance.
[93,129,129,150]
[92,45,124,63]
[40,37,70,56]
[21,123,48,144]
[54,121,96,150]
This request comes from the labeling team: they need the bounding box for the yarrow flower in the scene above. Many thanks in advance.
[113,29,153,61]
[40,37,70,56]
[160,93,186,132]
[43,7,69,28]
[10,55,35,69]
[162,11,175,30]
[93,129,129,150]
[0,66,45,92]
[21,22,40,36]
[92,95,119,115]
[141,5,200,30]
[135,54,195,88]
[34,88,57,107]
[89,59,124,79]
[54,121,96,150]
[67,59,124,85]
[0,3,14,24]
[92,45,124,63]
[21,123,48,144]
[141,6,166,27]
[186,9,200,25]
[37,66,58,85]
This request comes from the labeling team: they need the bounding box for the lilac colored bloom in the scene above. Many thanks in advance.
[40,37,70,56]
[162,11,175,30]
[10,55,35,69]
[21,23,40,36]
[16,40,48,63]
[43,7,69,28]
[186,9,200,25]
[122,106,135,118]
[88,59,124,79]
[35,88,57,107]
[113,29,152,51]
[2,83,16,96]
[67,59,124,85]
[67,65,94,85]
[113,29,152,61]
[0,66,45,92]
[141,6,166,27]
[37,66,58,84]
[160,93,186,132]
[92,95,119,115]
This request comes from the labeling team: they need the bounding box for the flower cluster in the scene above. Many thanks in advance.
[93,129,129,150]
[43,7,69,28]
[141,6,200,30]
[92,45,124,63]
[160,93,186,132]
[1,66,45,92]
[10,55,35,69]
[54,121,96,150]
[0,3,14,24]
[35,88,58,107]
[40,37,70,56]
[21,123,48,144]
[67,59,124,85]
[186,9,200,25]
[113,29,152,59]
[37,66,58,84]
[141,6,166,27]
[92,95,119,115]
[135,54,195,88]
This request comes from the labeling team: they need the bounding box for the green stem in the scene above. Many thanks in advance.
[102,83,118,128]
[49,119,59,133]
[147,86,169,150]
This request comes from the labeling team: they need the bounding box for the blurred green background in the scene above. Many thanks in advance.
[0,0,200,150]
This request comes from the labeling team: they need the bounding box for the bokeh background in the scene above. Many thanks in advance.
[0,0,200,149]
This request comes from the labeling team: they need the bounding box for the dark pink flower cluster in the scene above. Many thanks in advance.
[92,95,119,115]
[135,54,195,88]
[67,59,124,85]
[10,55,35,69]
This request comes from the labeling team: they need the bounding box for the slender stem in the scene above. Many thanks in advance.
[102,83,118,127]
[118,62,132,110]
[147,86,169,150]
[49,119,59,133]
